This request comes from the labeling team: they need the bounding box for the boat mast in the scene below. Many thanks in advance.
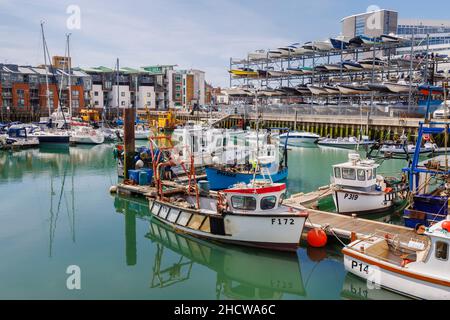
[40,22,51,118]
[116,58,120,120]
[67,33,72,118]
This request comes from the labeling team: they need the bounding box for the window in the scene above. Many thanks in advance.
[342,168,356,180]
[334,167,341,178]
[176,85,181,91]
[72,90,79,97]
[436,241,448,261]
[147,92,151,98]
[94,91,99,96]
[94,101,99,106]
[357,169,366,181]
[121,92,125,97]
[355,16,366,36]
[367,169,373,180]
[121,101,125,106]
[231,196,256,211]
[261,196,277,210]
[373,168,377,178]
[72,100,79,108]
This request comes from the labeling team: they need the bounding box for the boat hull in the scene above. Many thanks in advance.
[343,250,450,300]
[205,167,288,191]
[333,189,394,214]
[280,135,319,146]
[318,142,373,150]
[36,135,70,144]
[148,198,306,252]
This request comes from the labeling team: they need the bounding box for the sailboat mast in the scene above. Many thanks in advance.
[116,58,120,119]
[67,33,72,118]
[40,22,51,118]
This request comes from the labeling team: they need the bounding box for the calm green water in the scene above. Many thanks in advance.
[0,144,412,300]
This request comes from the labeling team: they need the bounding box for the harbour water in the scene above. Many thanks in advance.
[0,144,412,300]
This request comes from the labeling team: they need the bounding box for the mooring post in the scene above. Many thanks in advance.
[124,108,136,180]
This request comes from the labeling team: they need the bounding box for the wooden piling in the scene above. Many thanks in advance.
[123,108,136,180]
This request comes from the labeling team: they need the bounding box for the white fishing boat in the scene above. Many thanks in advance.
[280,131,320,146]
[318,136,375,150]
[384,81,418,93]
[148,179,308,252]
[331,153,404,214]
[70,126,105,145]
[343,219,450,299]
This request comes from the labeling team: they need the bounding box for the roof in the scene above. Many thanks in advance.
[398,19,450,27]
[341,9,398,22]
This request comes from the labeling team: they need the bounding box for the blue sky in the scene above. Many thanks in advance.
[1,0,450,86]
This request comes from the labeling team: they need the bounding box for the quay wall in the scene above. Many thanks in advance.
[176,112,427,142]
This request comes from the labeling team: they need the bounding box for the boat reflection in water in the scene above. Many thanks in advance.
[340,273,409,300]
[114,195,306,300]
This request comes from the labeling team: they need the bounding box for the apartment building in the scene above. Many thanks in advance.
[168,69,206,110]
[1,60,208,121]
[0,63,91,121]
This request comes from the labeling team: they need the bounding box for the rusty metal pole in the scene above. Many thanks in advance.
[123,108,135,180]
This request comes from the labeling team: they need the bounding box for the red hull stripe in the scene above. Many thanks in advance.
[224,184,286,194]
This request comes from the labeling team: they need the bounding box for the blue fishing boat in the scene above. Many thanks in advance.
[330,37,349,50]
[205,164,288,191]
[402,122,450,228]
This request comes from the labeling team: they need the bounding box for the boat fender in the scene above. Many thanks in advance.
[401,259,412,268]
[415,224,426,235]
[442,221,450,232]
[384,187,393,193]
[307,228,328,248]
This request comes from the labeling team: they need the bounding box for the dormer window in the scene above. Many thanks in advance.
[435,241,448,261]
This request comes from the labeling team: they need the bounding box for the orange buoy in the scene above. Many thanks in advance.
[307,228,328,248]
[442,221,450,232]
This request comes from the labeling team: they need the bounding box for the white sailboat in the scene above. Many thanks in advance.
[70,126,105,145]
